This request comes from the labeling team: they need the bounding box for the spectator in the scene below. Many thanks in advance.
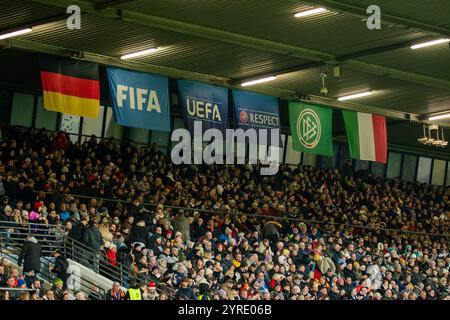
[83,219,103,273]
[17,233,42,276]
[105,281,125,300]
[173,210,190,241]
[175,277,196,300]
[125,278,143,300]
[51,249,69,289]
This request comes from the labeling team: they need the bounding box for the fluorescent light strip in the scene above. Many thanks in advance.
[241,76,277,87]
[0,28,32,40]
[295,8,328,18]
[120,48,158,60]
[338,91,373,101]
[411,38,450,49]
[428,113,450,121]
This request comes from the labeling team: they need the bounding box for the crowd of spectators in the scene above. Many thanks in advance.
[0,125,448,300]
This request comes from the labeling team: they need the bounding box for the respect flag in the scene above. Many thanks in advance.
[39,55,100,118]
[342,110,387,163]
[288,101,333,156]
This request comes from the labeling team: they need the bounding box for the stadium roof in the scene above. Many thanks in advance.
[1,0,450,128]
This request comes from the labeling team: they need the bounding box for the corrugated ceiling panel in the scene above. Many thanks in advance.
[17,14,309,78]
[0,0,63,30]
[267,67,450,114]
[359,45,450,81]
[119,0,431,55]
[336,0,450,26]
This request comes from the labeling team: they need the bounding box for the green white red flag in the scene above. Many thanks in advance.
[342,110,387,163]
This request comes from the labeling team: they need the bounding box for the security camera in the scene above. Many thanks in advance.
[320,73,328,96]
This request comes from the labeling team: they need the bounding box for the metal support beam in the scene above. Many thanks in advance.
[306,94,420,122]
[27,0,450,92]
[4,38,439,126]
[3,37,298,100]
[2,0,448,127]
[293,0,450,37]
[94,0,138,10]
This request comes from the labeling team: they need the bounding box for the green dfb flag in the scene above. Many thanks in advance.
[288,101,333,156]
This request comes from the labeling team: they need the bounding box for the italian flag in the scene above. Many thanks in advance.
[342,111,387,163]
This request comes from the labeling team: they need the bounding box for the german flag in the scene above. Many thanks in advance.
[39,55,100,118]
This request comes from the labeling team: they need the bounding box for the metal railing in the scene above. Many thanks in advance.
[32,190,450,238]
[0,221,105,299]
[65,235,175,298]
[0,220,174,299]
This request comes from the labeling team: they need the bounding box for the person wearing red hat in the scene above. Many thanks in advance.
[144,282,159,300]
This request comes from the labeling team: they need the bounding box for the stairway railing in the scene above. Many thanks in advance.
[0,220,174,299]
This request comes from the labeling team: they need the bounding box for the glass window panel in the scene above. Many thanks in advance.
[81,106,104,142]
[151,130,169,155]
[337,143,350,168]
[10,92,34,127]
[285,135,301,165]
[0,90,11,125]
[104,107,123,140]
[321,155,334,169]
[401,154,417,182]
[355,160,369,171]
[386,152,402,179]
[35,96,57,131]
[431,159,446,186]
[371,162,386,178]
[446,162,450,186]
[416,157,432,183]
[129,128,149,144]
[303,153,317,167]
[173,117,185,130]
[277,134,286,164]
[60,114,81,143]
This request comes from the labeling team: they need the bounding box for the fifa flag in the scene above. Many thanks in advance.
[288,102,333,156]
[342,111,387,163]
[106,67,170,131]
[39,55,100,118]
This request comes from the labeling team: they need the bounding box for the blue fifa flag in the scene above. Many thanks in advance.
[177,80,228,133]
[232,90,280,131]
[106,67,170,131]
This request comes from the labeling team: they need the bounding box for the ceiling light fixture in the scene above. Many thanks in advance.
[120,48,158,60]
[428,112,450,121]
[241,76,277,87]
[337,91,373,101]
[411,38,450,49]
[0,28,33,40]
[294,8,328,18]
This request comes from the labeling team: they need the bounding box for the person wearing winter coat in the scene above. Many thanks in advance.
[173,210,190,241]
[83,220,103,273]
[129,219,151,248]
[17,234,42,275]
[105,281,125,300]
[68,217,88,262]
[263,221,282,242]
[51,249,69,289]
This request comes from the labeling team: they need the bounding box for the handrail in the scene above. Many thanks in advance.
[0,287,36,291]
[0,220,174,297]
[0,231,106,299]
[65,236,175,297]
[30,190,450,238]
